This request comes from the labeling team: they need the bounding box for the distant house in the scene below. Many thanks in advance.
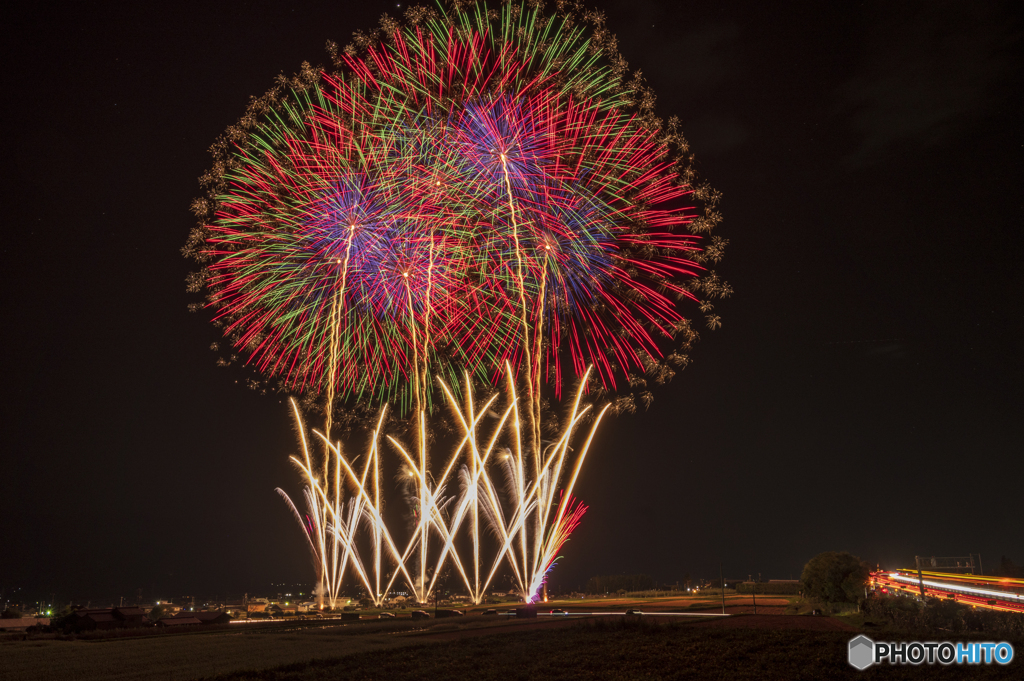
[153,602,182,614]
[70,610,120,630]
[113,607,147,627]
[272,600,308,614]
[158,611,231,626]
[156,616,202,627]
[224,604,247,618]
[193,611,231,625]
[67,607,147,631]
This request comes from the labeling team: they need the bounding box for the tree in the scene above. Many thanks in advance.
[801,551,870,604]
[1,607,23,619]
[148,605,166,621]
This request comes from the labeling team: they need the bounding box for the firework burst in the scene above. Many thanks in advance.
[187,0,728,605]
[185,0,728,417]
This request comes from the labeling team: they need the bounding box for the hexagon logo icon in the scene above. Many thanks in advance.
[848,635,875,670]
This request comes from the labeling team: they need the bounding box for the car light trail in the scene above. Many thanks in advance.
[872,570,1024,613]
[887,573,1024,603]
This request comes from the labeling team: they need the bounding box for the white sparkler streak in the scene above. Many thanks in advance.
[274,488,315,557]
[444,374,529,600]
[385,421,475,601]
[314,433,418,605]
[278,398,352,607]
[286,448,369,603]
[425,380,508,601]
[277,363,608,606]
[527,376,595,585]
[504,363,530,595]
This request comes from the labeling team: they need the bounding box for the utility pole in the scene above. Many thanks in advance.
[915,556,926,599]
[720,563,726,615]
[752,578,757,615]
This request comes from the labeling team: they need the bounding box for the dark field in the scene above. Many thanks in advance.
[206,617,1022,681]
[3,611,1020,680]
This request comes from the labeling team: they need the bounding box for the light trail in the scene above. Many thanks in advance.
[872,570,1024,613]
[886,573,1024,603]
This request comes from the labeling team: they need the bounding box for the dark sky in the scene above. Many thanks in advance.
[3,0,1021,604]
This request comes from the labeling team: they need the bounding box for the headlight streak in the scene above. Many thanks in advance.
[888,573,1024,603]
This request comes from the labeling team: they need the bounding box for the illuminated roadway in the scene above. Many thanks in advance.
[871,570,1024,613]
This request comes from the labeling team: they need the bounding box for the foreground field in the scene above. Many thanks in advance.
[0,620,425,681]
[205,618,1021,681]
[3,601,1020,680]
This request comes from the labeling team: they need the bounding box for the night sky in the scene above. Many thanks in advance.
[3,0,1021,605]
